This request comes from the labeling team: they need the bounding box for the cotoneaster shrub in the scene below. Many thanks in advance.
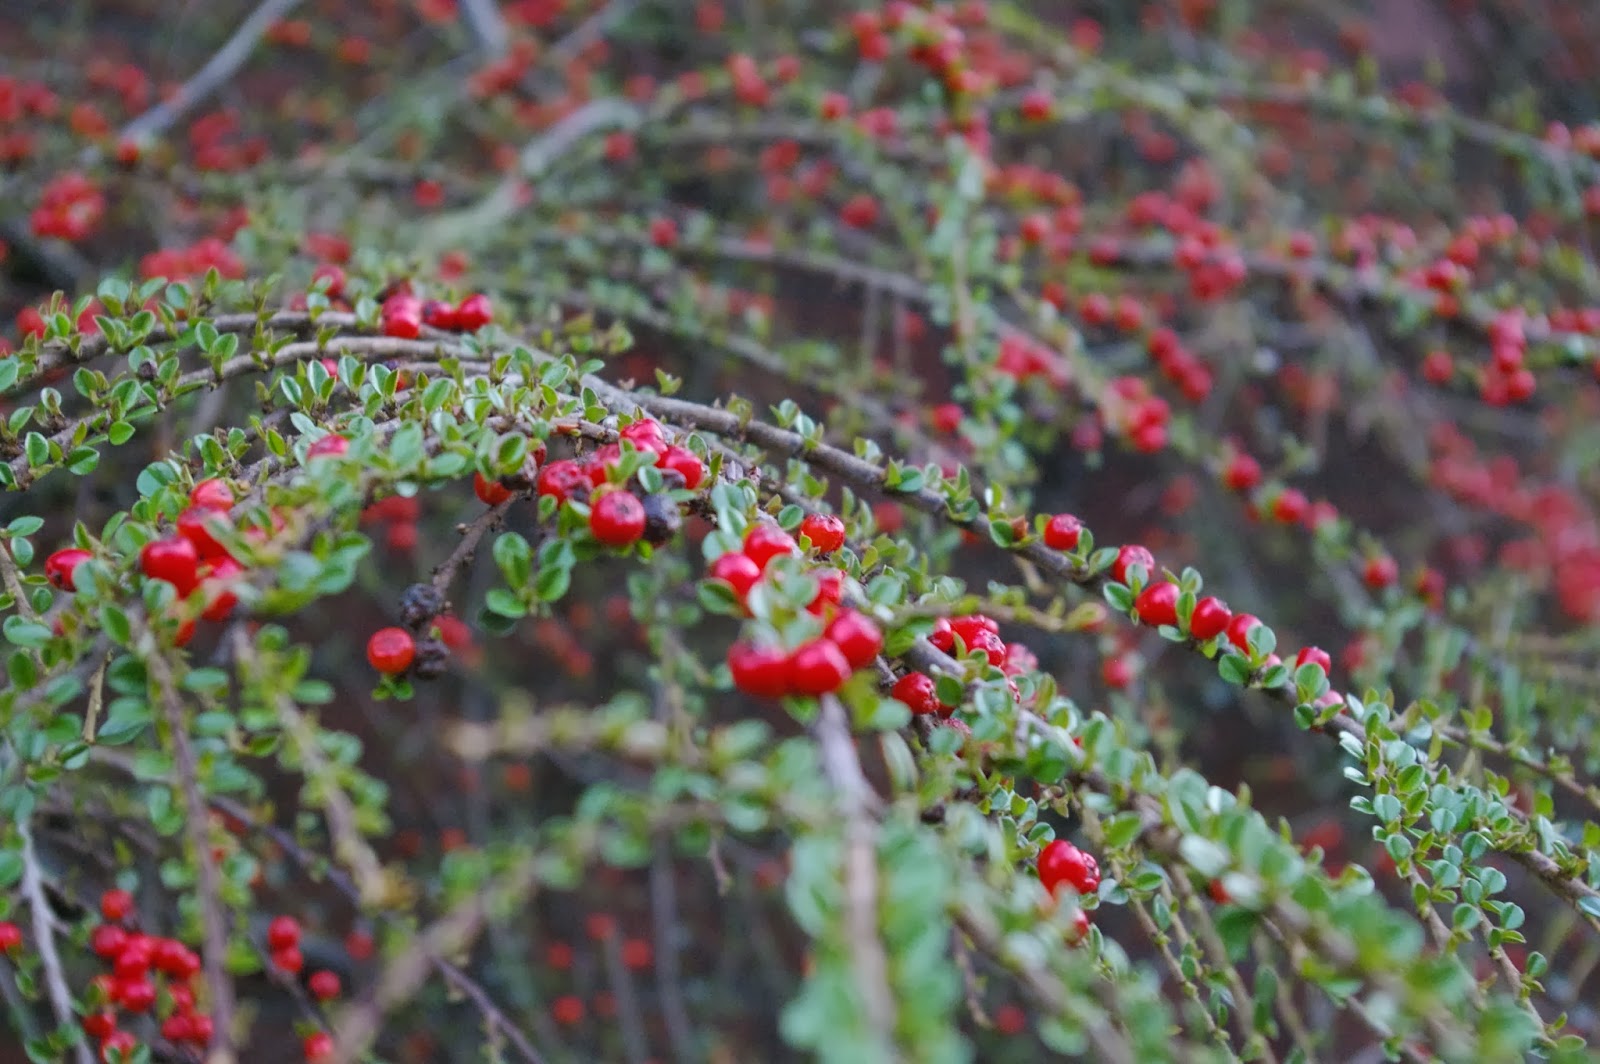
[2,1,1600,1062]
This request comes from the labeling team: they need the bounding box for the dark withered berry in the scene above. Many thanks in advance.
[412,637,451,680]
[641,494,682,545]
[399,583,445,629]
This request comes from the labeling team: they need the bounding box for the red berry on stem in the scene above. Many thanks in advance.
[366,628,415,674]
[1037,840,1101,896]
[1188,596,1232,641]
[1134,581,1180,627]
[101,1031,138,1062]
[272,946,304,974]
[890,672,944,715]
[101,888,133,922]
[45,547,92,591]
[177,507,231,560]
[536,460,590,503]
[1225,612,1262,652]
[308,969,341,1000]
[825,611,883,669]
[304,1032,335,1062]
[659,445,705,489]
[1111,544,1155,584]
[1295,646,1332,674]
[1043,513,1082,550]
[743,523,798,570]
[267,916,301,951]
[708,552,763,601]
[189,478,234,511]
[307,434,349,460]
[0,922,20,953]
[788,639,852,695]
[455,293,493,331]
[140,536,200,594]
[91,924,127,958]
[800,513,846,553]
[474,472,513,506]
[590,490,647,546]
[619,419,669,454]
[728,642,791,698]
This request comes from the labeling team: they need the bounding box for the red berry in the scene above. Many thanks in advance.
[1101,655,1133,689]
[82,1012,116,1039]
[91,924,127,958]
[381,294,422,338]
[455,294,493,331]
[1188,596,1232,641]
[100,889,133,922]
[1223,452,1261,492]
[1043,514,1081,551]
[114,939,151,978]
[189,478,234,511]
[161,1014,193,1043]
[536,460,590,503]
[619,419,669,454]
[659,445,705,489]
[800,513,846,554]
[45,547,92,591]
[267,915,301,951]
[788,640,852,695]
[0,922,20,954]
[473,472,513,506]
[807,568,846,614]
[308,969,342,1001]
[1133,581,1180,627]
[708,552,763,601]
[272,946,304,974]
[177,507,230,561]
[152,937,193,976]
[310,264,345,299]
[140,536,200,594]
[1037,840,1101,896]
[187,1013,214,1045]
[304,1032,335,1062]
[100,1031,138,1062]
[590,490,647,546]
[1295,646,1332,675]
[1110,544,1154,585]
[422,300,458,330]
[743,523,798,570]
[199,558,243,622]
[1225,613,1262,652]
[114,977,155,1013]
[648,217,678,248]
[366,628,415,674]
[307,434,349,459]
[890,672,944,716]
[825,611,883,669]
[1363,554,1398,590]
[728,642,791,698]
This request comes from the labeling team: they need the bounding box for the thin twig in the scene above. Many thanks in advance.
[17,814,95,1064]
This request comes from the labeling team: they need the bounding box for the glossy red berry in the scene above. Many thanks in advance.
[619,419,669,454]
[1225,613,1263,652]
[140,536,200,593]
[1133,582,1180,627]
[187,1013,214,1045]
[890,672,944,715]
[1043,514,1082,551]
[788,639,852,695]
[115,977,155,1013]
[536,460,590,503]
[455,294,493,331]
[800,513,846,553]
[708,552,763,600]
[81,1011,116,1039]
[473,472,513,506]
[1037,840,1101,896]
[45,547,92,591]
[189,478,234,511]
[1111,544,1155,585]
[1363,554,1398,590]
[825,611,883,669]
[0,922,20,954]
[1188,596,1232,641]
[381,294,422,338]
[303,1032,335,1062]
[272,946,304,974]
[177,507,230,560]
[267,915,301,951]
[728,642,791,698]
[590,490,647,546]
[307,434,350,459]
[1295,646,1332,674]
[1101,655,1133,689]
[308,969,341,1001]
[659,445,705,489]
[101,1031,138,1062]
[100,889,133,922]
[366,628,415,674]
[743,523,798,570]
[91,923,127,958]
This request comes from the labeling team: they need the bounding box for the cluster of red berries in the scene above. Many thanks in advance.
[723,516,882,698]
[46,478,256,646]
[29,170,105,241]
[137,237,246,283]
[1036,839,1100,940]
[81,889,213,1059]
[380,290,493,339]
